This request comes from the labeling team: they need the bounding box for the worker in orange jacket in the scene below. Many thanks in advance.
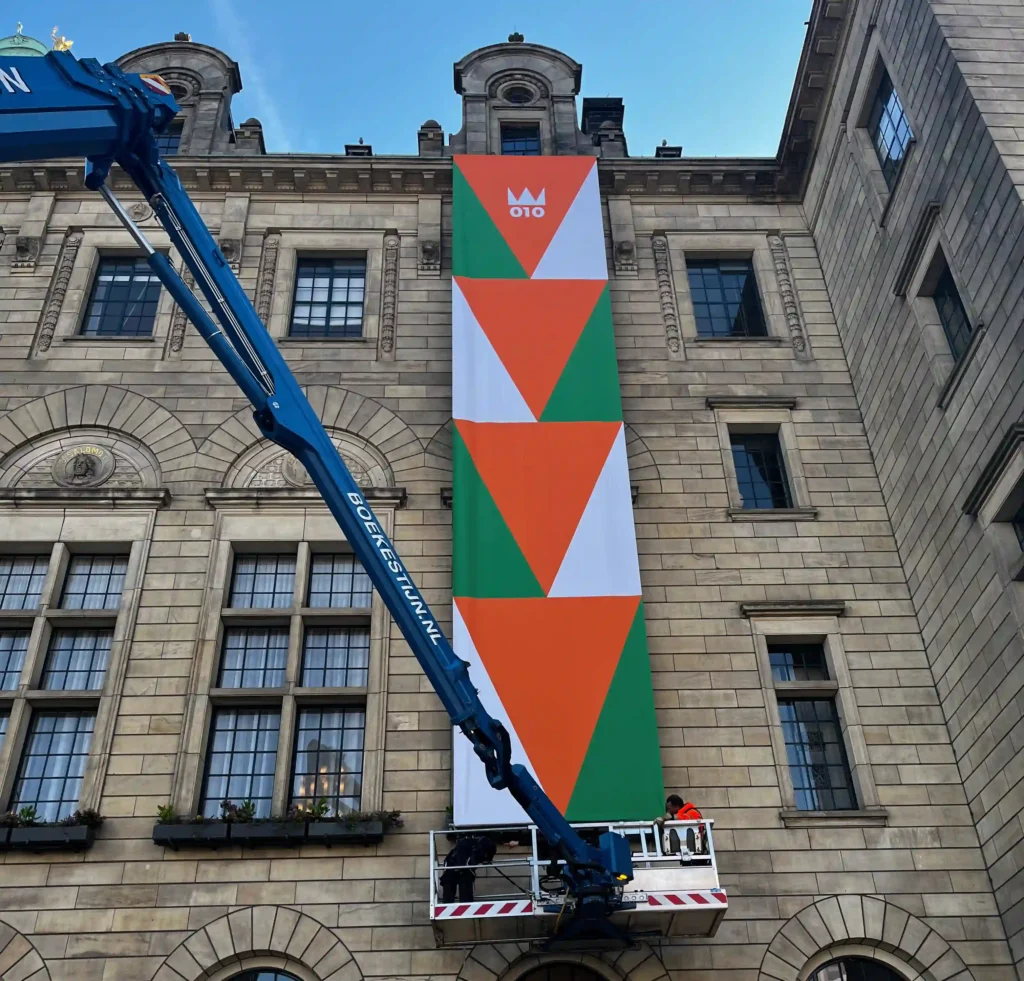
[658,794,704,856]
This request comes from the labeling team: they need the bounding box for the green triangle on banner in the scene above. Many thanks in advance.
[453,165,528,280]
[540,286,623,423]
[452,425,544,598]
[565,603,665,821]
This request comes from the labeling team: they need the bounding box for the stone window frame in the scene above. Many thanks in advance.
[712,406,818,521]
[43,227,180,358]
[846,33,916,226]
[267,231,384,346]
[670,233,791,347]
[904,222,987,410]
[0,510,155,816]
[173,503,396,817]
[750,614,886,827]
[974,440,1024,623]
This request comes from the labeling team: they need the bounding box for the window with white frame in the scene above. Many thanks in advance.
[0,547,136,822]
[198,547,374,819]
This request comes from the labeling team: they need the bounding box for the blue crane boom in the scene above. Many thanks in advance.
[0,51,633,919]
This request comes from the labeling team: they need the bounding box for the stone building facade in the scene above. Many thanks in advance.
[0,2,1022,981]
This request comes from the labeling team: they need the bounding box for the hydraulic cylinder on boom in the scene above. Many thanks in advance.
[0,50,634,930]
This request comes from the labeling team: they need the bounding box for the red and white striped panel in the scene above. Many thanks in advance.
[433,899,535,920]
[645,889,728,909]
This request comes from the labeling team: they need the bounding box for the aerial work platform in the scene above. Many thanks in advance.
[429,819,727,946]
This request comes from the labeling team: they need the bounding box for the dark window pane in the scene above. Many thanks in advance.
[730,432,793,509]
[291,707,365,815]
[932,264,973,361]
[685,259,767,337]
[200,709,279,818]
[1013,506,1024,550]
[0,630,28,690]
[60,554,127,610]
[867,69,913,191]
[778,698,856,811]
[229,554,295,609]
[769,642,829,682]
[0,555,48,610]
[307,553,372,608]
[219,627,289,689]
[42,629,111,691]
[301,627,370,688]
[154,122,183,155]
[80,258,161,337]
[0,713,7,744]
[289,258,367,338]
[12,711,95,822]
[233,972,303,981]
[500,123,541,156]
[812,958,905,981]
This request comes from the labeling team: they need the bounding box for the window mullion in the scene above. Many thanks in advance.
[274,694,296,817]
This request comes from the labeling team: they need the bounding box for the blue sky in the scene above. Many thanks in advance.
[19,1,812,157]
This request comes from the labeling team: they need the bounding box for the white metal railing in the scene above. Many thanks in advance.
[429,818,719,915]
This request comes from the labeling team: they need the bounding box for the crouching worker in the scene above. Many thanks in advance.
[657,794,704,858]
[440,835,497,903]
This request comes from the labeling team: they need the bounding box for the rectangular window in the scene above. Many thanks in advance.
[768,642,829,683]
[730,432,793,509]
[290,258,366,339]
[307,553,372,608]
[291,707,365,815]
[218,627,289,689]
[60,554,128,610]
[932,263,973,361]
[867,69,912,191]
[0,555,48,610]
[301,627,370,688]
[80,257,162,338]
[0,712,7,743]
[229,554,295,609]
[12,711,95,822]
[154,122,182,156]
[500,123,541,156]
[200,708,280,819]
[686,259,768,338]
[778,698,856,811]
[0,630,28,690]
[42,629,112,691]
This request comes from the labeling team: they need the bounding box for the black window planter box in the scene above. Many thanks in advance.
[306,820,383,846]
[230,821,307,847]
[153,822,230,850]
[8,825,95,852]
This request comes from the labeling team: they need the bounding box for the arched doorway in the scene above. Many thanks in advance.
[811,959,906,981]
[518,965,609,981]
[229,972,302,981]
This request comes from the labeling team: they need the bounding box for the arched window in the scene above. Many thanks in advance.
[230,971,302,981]
[517,965,608,981]
[811,958,905,981]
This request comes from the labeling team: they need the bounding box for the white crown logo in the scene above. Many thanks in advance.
[507,187,546,218]
[507,188,545,207]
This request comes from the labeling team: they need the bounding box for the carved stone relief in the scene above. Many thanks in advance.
[651,234,683,359]
[12,235,41,271]
[51,445,116,488]
[128,202,154,223]
[614,239,637,276]
[768,234,809,357]
[167,263,195,356]
[418,239,440,274]
[378,231,400,360]
[255,230,281,324]
[218,237,242,272]
[36,228,83,353]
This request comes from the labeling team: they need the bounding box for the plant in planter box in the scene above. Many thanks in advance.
[228,799,306,847]
[307,806,401,845]
[8,806,102,852]
[152,805,230,849]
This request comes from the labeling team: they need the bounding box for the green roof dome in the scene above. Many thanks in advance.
[0,26,48,58]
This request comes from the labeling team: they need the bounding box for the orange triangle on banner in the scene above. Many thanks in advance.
[455,155,596,277]
[457,595,641,813]
[455,420,621,593]
[456,278,606,420]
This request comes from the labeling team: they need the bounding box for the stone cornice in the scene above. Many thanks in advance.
[0,488,169,508]
[205,486,407,509]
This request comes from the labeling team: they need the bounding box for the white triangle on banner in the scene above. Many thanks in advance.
[452,600,537,826]
[531,165,608,281]
[548,424,642,598]
[452,279,535,423]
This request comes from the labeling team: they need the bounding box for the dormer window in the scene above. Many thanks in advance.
[500,123,541,156]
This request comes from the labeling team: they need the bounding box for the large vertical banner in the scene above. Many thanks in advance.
[452,155,664,825]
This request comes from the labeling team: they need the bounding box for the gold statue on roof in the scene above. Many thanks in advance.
[51,26,73,51]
